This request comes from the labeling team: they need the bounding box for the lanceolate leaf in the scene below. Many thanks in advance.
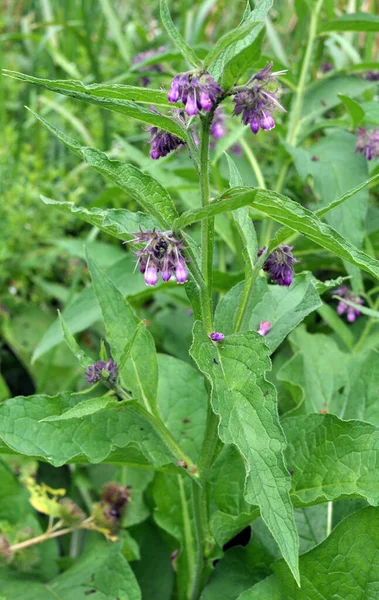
[2,69,173,105]
[30,111,179,228]
[283,413,379,507]
[174,186,379,281]
[160,0,202,68]
[87,253,158,415]
[239,507,379,599]
[41,197,157,241]
[320,12,379,32]
[190,322,300,584]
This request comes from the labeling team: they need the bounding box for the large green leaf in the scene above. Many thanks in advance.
[30,111,179,228]
[0,391,179,468]
[157,354,207,461]
[338,350,379,425]
[2,69,173,105]
[283,413,379,507]
[87,253,158,414]
[321,13,379,32]
[190,322,300,584]
[41,197,157,241]
[215,274,322,353]
[238,507,379,599]
[160,0,202,68]
[173,186,379,281]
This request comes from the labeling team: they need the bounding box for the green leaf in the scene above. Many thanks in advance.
[321,12,379,32]
[0,391,178,468]
[288,131,370,289]
[338,93,364,127]
[209,0,272,86]
[32,256,158,361]
[175,185,379,281]
[239,507,379,599]
[2,69,172,106]
[339,350,379,425]
[202,16,263,72]
[277,327,349,416]
[226,154,258,276]
[157,354,207,461]
[41,196,157,241]
[283,413,379,507]
[59,311,93,369]
[215,273,322,353]
[31,112,179,228]
[153,473,195,599]
[301,75,375,124]
[87,252,158,414]
[160,0,202,68]
[190,322,300,584]
[40,396,117,422]
[209,445,260,547]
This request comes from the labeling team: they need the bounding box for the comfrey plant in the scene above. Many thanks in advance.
[3,1,379,599]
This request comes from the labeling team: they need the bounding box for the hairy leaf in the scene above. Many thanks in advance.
[190,322,300,583]
[160,0,202,67]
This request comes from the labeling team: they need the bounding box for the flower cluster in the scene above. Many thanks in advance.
[232,63,286,134]
[148,125,184,159]
[133,46,165,86]
[129,229,188,286]
[365,71,379,81]
[258,245,298,286]
[335,286,364,323]
[85,360,118,384]
[355,128,379,160]
[168,71,222,116]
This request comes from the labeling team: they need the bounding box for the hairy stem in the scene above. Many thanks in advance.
[200,114,214,332]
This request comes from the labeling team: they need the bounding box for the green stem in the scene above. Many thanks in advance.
[353,296,379,353]
[189,114,219,600]
[233,254,267,333]
[240,138,266,190]
[200,115,214,332]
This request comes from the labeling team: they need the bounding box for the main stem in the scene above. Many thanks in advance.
[190,113,219,600]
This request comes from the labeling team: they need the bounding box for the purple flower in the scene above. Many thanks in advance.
[209,332,224,342]
[210,107,227,140]
[365,71,379,81]
[85,360,118,384]
[133,46,166,87]
[259,245,298,286]
[335,286,364,323]
[128,230,188,287]
[355,128,379,160]
[168,71,223,116]
[257,321,271,336]
[149,126,184,160]
[320,62,333,73]
[232,63,286,135]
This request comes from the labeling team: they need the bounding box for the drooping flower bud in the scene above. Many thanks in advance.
[210,107,227,140]
[128,230,188,287]
[259,245,298,286]
[167,71,222,116]
[257,321,271,336]
[175,258,188,284]
[232,63,286,135]
[148,126,184,160]
[355,128,379,160]
[209,332,225,342]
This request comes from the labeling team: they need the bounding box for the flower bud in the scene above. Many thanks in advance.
[58,498,86,526]
[175,260,188,284]
[144,265,159,287]
[209,332,224,342]
[257,321,271,336]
